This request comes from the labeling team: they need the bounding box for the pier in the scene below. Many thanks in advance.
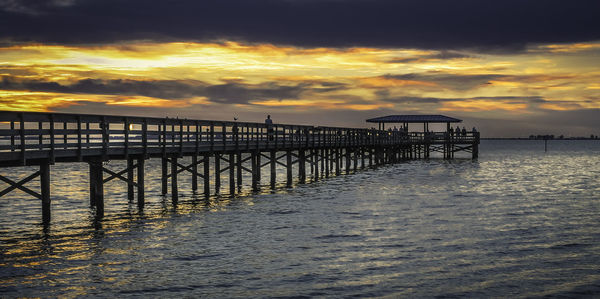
[0,111,479,223]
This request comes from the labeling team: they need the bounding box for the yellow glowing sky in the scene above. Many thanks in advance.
[1,41,599,136]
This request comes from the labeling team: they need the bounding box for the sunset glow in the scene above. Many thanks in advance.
[1,0,599,137]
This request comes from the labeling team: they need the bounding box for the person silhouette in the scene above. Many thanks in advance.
[265,115,274,140]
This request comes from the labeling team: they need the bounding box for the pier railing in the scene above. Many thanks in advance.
[0,110,480,223]
[0,111,478,165]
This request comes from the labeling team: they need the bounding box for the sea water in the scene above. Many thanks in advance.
[1,140,599,297]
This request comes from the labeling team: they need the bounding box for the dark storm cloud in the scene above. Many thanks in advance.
[0,76,202,99]
[383,73,503,90]
[380,96,446,104]
[204,82,307,104]
[380,95,547,106]
[1,0,599,51]
[380,73,576,91]
[387,51,473,63]
[0,76,343,104]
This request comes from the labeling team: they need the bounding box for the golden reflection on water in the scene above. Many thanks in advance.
[1,141,600,297]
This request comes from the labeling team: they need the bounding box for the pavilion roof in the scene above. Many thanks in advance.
[366,114,462,123]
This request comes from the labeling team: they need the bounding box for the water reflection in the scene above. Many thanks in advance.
[1,141,600,297]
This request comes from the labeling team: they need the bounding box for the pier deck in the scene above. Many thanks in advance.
[0,111,479,223]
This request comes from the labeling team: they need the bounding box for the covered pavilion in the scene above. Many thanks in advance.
[366,114,462,132]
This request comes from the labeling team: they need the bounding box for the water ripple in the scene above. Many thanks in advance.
[1,140,600,297]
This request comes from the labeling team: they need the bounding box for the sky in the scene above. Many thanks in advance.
[1,0,599,137]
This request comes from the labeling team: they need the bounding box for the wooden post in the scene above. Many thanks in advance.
[161,157,168,195]
[89,160,104,218]
[330,148,335,175]
[313,149,319,181]
[192,155,198,191]
[473,133,479,159]
[142,120,147,158]
[286,150,292,186]
[309,149,314,177]
[443,133,448,159]
[299,150,306,183]
[171,156,178,203]
[63,121,68,150]
[229,153,235,195]
[251,151,258,191]
[101,117,108,159]
[40,162,51,224]
[320,148,325,178]
[10,121,14,152]
[345,148,351,174]
[361,148,366,169]
[127,158,134,202]
[214,153,221,194]
[89,161,97,207]
[124,118,129,160]
[325,148,330,178]
[256,152,261,184]
[19,114,26,165]
[203,155,210,195]
[237,152,242,190]
[49,115,55,163]
[270,150,276,189]
[76,116,82,161]
[335,148,340,176]
[137,157,145,209]
[353,148,358,172]
[38,121,43,150]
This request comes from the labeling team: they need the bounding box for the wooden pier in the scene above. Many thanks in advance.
[0,111,479,223]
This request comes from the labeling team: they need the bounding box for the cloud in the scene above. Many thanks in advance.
[378,73,579,91]
[382,73,502,91]
[380,96,446,104]
[387,51,473,63]
[0,0,77,15]
[204,82,308,104]
[1,0,599,51]
[379,95,553,112]
[0,75,345,104]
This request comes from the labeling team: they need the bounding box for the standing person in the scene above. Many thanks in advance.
[265,115,274,141]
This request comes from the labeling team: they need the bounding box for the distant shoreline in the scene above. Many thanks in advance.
[482,137,599,140]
